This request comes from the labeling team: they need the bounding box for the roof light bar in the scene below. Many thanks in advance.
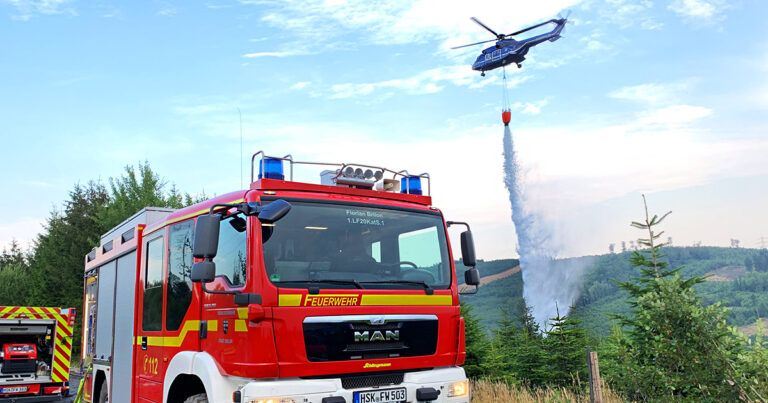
[250,151,431,195]
[258,157,285,180]
[400,175,423,195]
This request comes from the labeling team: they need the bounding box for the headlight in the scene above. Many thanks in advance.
[447,380,469,398]
[252,399,296,403]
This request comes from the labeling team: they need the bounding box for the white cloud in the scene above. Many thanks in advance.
[513,99,549,115]
[1,0,74,20]
[157,3,177,17]
[289,81,311,90]
[0,217,44,250]
[609,80,694,105]
[635,104,712,127]
[242,50,308,58]
[249,0,581,49]
[328,65,528,99]
[668,0,726,20]
[595,0,662,30]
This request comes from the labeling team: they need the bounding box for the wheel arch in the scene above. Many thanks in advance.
[166,374,206,403]
[164,351,241,403]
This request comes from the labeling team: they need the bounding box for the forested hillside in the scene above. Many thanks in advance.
[461,247,768,338]
[572,246,768,338]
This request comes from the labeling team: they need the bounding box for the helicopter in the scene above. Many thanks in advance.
[453,16,568,76]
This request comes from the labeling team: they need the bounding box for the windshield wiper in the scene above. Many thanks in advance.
[360,280,434,295]
[276,279,364,294]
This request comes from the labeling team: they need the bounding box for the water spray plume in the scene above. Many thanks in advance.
[502,124,587,329]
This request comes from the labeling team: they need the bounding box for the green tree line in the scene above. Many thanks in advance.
[0,163,202,358]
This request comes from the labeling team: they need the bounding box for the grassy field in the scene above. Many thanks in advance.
[471,380,624,403]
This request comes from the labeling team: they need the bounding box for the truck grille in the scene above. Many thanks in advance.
[341,372,404,390]
[303,314,438,362]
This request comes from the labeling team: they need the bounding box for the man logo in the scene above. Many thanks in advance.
[369,316,386,325]
[354,330,400,342]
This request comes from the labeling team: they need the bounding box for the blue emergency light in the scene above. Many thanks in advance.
[258,157,285,180]
[400,175,422,195]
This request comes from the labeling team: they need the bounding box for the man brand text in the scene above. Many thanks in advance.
[354,330,400,342]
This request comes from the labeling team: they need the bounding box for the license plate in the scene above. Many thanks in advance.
[1,386,28,393]
[353,387,407,403]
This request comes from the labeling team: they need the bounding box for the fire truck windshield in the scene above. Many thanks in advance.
[262,200,451,290]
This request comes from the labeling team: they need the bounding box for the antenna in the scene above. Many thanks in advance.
[238,107,243,188]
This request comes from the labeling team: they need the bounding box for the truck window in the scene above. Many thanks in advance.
[166,221,194,331]
[398,227,443,278]
[143,236,164,331]
[213,216,246,287]
[264,201,451,290]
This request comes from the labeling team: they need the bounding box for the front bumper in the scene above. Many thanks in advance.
[238,367,469,403]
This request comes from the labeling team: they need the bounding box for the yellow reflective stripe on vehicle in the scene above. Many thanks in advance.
[279,294,303,307]
[234,320,248,332]
[236,307,248,319]
[51,312,73,383]
[136,320,222,347]
[361,294,452,306]
[277,294,453,306]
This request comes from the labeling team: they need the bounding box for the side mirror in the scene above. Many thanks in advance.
[193,214,221,259]
[258,199,292,224]
[190,261,215,283]
[460,230,476,268]
[464,267,480,286]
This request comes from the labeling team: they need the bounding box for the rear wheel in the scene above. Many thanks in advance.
[97,383,108,403]
[183,393,209,403]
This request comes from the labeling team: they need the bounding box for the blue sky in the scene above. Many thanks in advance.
[1,0,766,259]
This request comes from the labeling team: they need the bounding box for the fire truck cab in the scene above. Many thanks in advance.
[81,153,480,403]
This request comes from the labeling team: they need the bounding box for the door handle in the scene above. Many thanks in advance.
[141,336,148,350]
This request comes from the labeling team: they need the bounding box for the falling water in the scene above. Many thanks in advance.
[502,125,587,329]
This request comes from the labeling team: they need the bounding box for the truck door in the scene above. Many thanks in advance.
[163,221,197,366]
[136,232,166,401]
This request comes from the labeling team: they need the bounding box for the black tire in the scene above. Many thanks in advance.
[97,382,108,403]
[183,393,209,403]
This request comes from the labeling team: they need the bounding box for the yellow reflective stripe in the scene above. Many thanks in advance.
[51,358,69,382]
[234,320,247,332]
[279,294,302,307]
[277,294,453,306]
[360,294,452,306]
[136,320,220,347]
[236,307,248,319]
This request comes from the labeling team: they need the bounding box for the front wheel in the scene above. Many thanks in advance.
[183,393,209,403]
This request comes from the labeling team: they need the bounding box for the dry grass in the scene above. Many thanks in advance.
[471,379,624,403]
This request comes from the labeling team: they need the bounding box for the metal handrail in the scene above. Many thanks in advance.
[250,151,431,196]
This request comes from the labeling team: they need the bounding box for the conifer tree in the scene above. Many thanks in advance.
[492,305,547,387]
[460,304,491,379]
[543,306,588,388]
[608,195,756,401]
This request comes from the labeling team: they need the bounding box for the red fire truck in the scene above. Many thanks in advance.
[80,152,480,403]
[0,306,75,402]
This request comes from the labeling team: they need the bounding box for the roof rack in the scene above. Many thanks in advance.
[249,151,431,196]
